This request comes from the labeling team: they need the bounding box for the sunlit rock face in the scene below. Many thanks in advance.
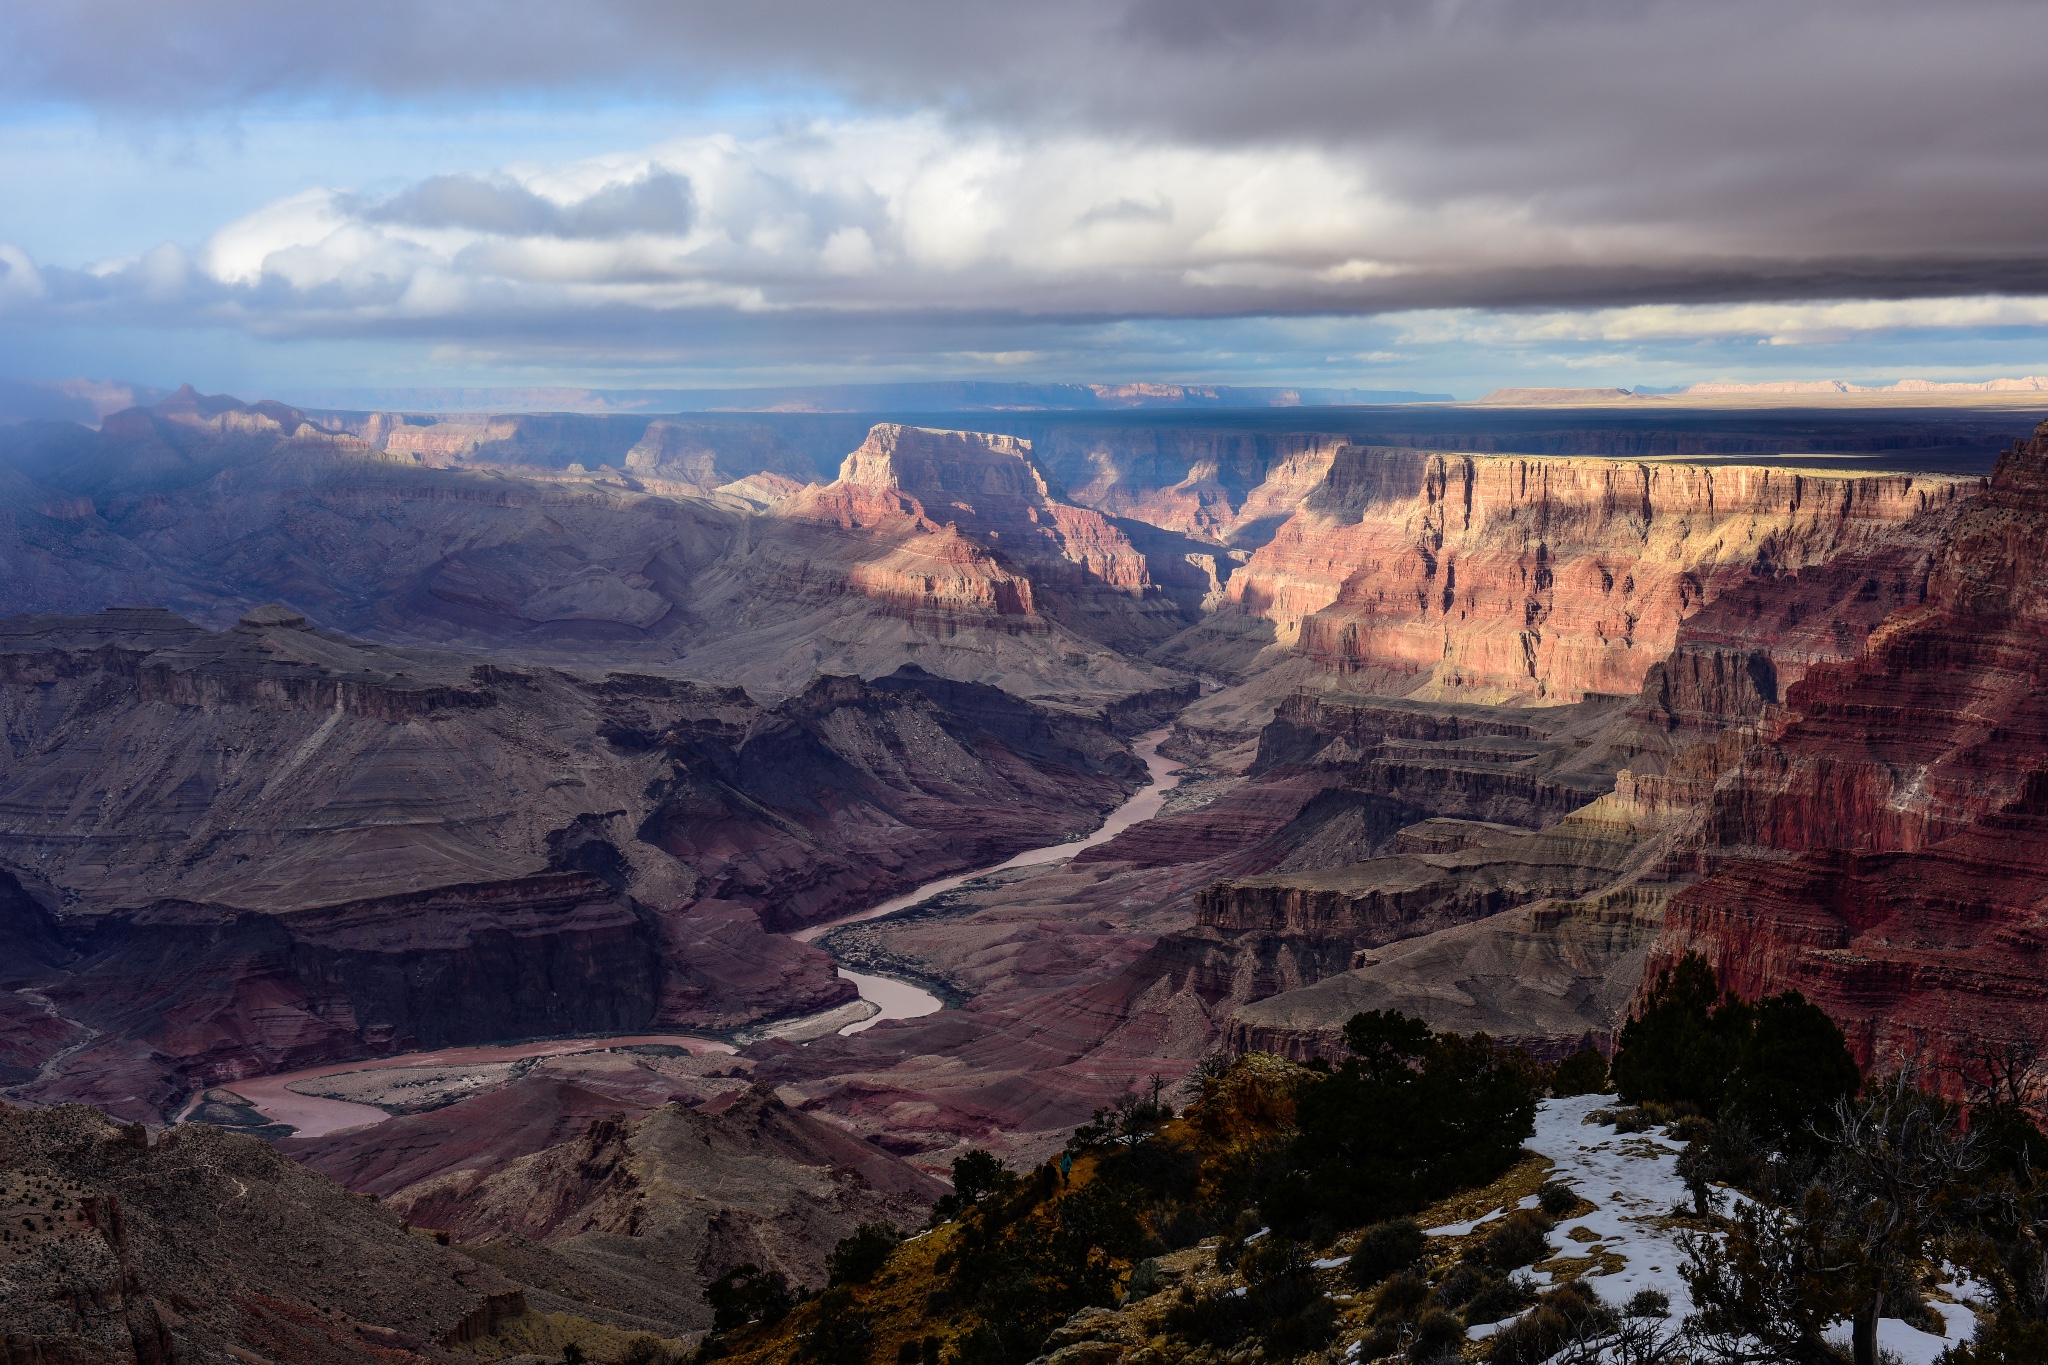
[768,423,1183,643]
[3,388,2038,1169]
[1036,427,1356,546]
[1218,447,1967,703]
[1650,419,2048,1091]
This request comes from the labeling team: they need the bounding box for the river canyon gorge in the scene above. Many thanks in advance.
[4,389,2048,1357]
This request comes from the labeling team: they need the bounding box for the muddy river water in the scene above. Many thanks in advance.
[198,726,1182,1135]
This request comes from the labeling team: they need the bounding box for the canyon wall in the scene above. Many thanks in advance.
[1648,419,2048,1096]
[0,395,1207,712]
[0,608,1143,1121]
[1214,447,1965,701]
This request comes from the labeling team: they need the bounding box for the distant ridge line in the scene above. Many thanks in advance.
[1685,376,2048,395]
[274,380,1456,415]
[1477,377,2048,405]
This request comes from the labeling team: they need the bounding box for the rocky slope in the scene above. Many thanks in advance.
[0,393,1191,713]
[0,608,1141,1122]
[378,1083,943,1326]
[0,1098,694,1364]
[1646,418,2048,1092]
[677,423,1194,705]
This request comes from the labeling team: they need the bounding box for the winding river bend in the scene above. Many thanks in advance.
[188,725,1183,1134]
[791,724,1185,1034]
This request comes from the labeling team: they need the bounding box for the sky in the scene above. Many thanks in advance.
[3,0,2048,401]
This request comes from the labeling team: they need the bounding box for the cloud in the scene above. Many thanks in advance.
[0,245,45,305]
[4,1,2048,317]
[4,112,2047,370]
[6,0,2048,392]
[362,170,694,239]
[1394,297,2048,348]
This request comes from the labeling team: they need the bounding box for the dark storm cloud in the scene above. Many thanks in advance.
[5,0,2048,314]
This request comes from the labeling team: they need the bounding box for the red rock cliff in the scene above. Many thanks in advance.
[1222,447,1965,703]
[1652,420,2048,1096]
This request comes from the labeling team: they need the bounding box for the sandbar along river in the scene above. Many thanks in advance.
[190,725,1183,1134]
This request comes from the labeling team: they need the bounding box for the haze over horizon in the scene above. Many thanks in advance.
[4,0,2048,399]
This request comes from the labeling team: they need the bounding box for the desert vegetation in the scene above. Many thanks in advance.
[687,971,2048,1365]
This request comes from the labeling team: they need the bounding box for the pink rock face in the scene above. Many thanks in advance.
[1222,447,1967,702]
[1039,428,1354,545]
[767,424,1182,644]
[1653,420,2048,1092]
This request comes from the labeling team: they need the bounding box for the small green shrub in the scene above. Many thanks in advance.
[1407,1308,1464,1361]
[1348,1218,1425,1289]
[1549,1048,1609,1097]
[621,1336,673,1365]
[1472,1210,1552,1271]
[1431,1262,1487,1309]
[1535,1182,1578,1218]
[827,1222,902,1286]
[951,1150,1012,1206]
[1623,1288,1670,1318]
[799,1288,875,1365]
[1487,1281,1616,1365]
[703,1263,794,1331]
[1354,1323,1401,1359]
[1462,1273,1533,1325]
[1371,1271,1430,1323]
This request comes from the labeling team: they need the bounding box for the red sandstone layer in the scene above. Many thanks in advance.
[1652,420,2048,1097]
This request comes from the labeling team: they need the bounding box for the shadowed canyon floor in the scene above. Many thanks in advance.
[7,392,2048,1361]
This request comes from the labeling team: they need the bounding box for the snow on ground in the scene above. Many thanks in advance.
[1516,1094,1981,1358]
[1523,1094,1701,1318]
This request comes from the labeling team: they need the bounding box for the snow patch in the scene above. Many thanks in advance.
[1524,1095,1983,1355]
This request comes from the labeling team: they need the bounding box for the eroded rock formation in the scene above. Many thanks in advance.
[1207,447,1964,700]
[1647,419,2048,1095]
[0,608,1141,1120]
[380,1084,943,1319]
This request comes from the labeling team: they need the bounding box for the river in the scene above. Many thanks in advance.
[793,725,1185,1034]
[189,724,1184,1133]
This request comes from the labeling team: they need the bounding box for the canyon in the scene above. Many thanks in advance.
[5,387,2048,1358]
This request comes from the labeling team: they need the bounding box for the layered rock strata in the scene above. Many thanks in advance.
[760,453,1986,1150]
[0,394,1194,713]
[1647,419,2048,1093]
[0,610,1141,1120]
[763,423,1188,645]
[1209,447,1965,700]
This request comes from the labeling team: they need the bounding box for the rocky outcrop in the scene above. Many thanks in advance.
[0,1099,670,1362]
[1226,893,1664,1063]
[50,873,661,1086]
[384,1084,944,1319]
[1213,447,1966,701]
[1648,420,2048,1093]
[765,424,1189,648]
